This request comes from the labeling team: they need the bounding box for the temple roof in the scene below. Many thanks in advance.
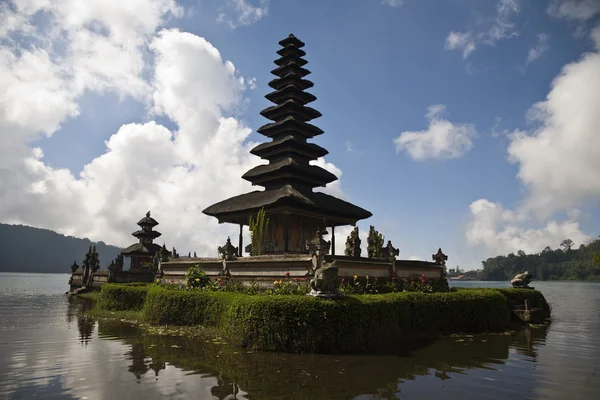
[202,184,372,224]
[265,85,316,105]
[137,211,158,227]
[121,242,162,257]
[256,116,323,139]
[250,135,328,159]
[202,33,371,228]
[132,229,162,239]
[260,99,321,122]
[242,157,337,187]
[268,73,313,91]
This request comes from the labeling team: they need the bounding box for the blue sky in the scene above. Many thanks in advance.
[2,0,600,269]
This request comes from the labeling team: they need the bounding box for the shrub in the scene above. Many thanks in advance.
[140,287,512,353]
[186,265,210,288]
[97,283,149,311]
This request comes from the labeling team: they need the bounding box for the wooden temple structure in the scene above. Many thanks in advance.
[203,34,372,255]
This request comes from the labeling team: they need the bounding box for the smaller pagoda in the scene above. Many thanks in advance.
[121,211,163,272]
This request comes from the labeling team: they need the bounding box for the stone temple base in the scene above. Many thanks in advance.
[158,254,444,287]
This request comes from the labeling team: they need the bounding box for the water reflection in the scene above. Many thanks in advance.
[93,313,550,400]
[1,275,600,400]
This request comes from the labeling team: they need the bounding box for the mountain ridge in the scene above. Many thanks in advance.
[0,223,122,273]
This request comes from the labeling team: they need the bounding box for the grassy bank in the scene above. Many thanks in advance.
[88,284,550,354]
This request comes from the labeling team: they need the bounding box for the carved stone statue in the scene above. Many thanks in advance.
[305,228,331,273]
[432,248,448,267]
[344,226,361,257]
[367,225,384,258]
[308,261,342,298]
[511,271,533,288]
[380,240,399,261]
[218,237,238,261]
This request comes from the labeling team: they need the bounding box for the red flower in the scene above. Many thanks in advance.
[170,279,174,283]
[285,271,290,277]
[341,278,345,283]
[294,277,299,282]
[219,281,224,286]
[391,276,396,281]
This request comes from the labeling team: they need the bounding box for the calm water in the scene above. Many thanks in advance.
[0,274,599,400]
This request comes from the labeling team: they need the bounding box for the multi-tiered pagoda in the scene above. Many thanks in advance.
[203,34,372,255]
[121,211,163,271]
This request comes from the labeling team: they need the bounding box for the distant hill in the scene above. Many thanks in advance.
[0,223,122,273]
[477,238,600,282]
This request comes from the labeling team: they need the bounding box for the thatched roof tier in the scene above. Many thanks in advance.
[121,242,162,257]
[132,229,162,239]
[260,99,321,122]
[137,213,159,227]
[242,157,337,188]
[250,135,328,159]
[268,73,313,91]
[202,184,372,226]
[265,85,316,105]
[256,116,323,139]
[278,34,305,48]
[271,63,310,78]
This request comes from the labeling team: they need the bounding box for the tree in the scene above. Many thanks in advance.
[249,207,269,256]
[561,239,574,251]
[594,253,600,267]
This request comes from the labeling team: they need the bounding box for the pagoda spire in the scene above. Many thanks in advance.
[243,33,336,192]
[132,212,161,245]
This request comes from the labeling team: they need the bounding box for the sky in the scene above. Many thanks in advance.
[1,0,599,270]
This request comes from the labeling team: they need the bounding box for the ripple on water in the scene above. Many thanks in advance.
[1,275,600,399]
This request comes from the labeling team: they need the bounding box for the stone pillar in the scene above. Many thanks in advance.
[331,226,335,255]
[238,224,243,257]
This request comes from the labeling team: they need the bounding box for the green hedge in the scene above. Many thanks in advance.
[139,287,510,353]
[97,283,149,311]
[95,285,553,353]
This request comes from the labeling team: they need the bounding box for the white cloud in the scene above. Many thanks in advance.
[466,26,600,257]
[547,0,600,21]
[216,0,269,30]
[445,0,520,59]
[345,140,354,153]
[0,0,351,258]
[507,27,600,217]
[466,199,591,255]
[382,0,403,7]
[393,105,476,160]
[525,33,550,66]
[445,31,476,59]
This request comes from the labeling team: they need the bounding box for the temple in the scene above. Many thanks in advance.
[203,34,372,255]
[121,211,163,271]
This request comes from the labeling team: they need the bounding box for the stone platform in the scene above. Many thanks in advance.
[159,254,444,287]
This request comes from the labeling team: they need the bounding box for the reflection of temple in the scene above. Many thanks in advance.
[121,211,163,272]
[203,34,372,255]
[126,343,150,380]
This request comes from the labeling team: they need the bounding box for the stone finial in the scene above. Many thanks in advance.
[432,248,448,266]
[146,210,151,218]
[381,240,399,261]
[218,237,238,261]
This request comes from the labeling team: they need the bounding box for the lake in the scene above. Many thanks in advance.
[0,273,599,399]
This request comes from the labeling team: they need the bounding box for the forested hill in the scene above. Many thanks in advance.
[0,223,122,273]
[479,238,600,281]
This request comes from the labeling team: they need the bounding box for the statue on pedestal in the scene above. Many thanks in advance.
[218,237,238,261]
[305,228,331,273]
[511,271,533,289]
[432,248,448,267]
